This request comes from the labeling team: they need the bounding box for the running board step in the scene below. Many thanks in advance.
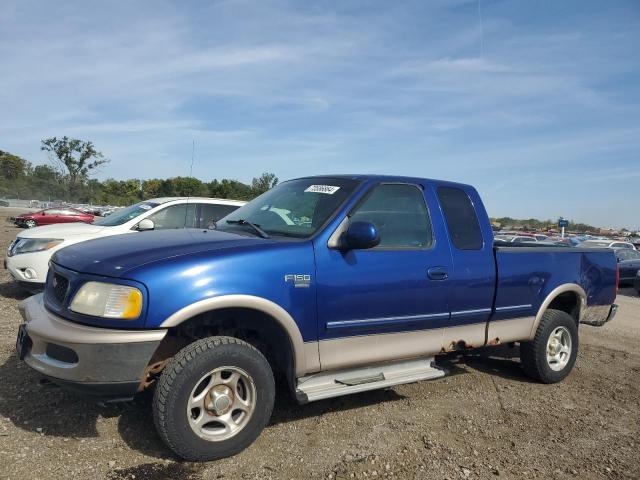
[296,357,444,403]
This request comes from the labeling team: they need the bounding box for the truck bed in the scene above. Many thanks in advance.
[493,245,617,321]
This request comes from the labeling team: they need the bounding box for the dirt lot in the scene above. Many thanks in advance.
[0,208,639,480]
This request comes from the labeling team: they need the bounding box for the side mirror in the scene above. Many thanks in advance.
[136,219,155,231]
[343,221,380,250]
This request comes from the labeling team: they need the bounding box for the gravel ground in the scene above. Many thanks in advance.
[0,207,639,480]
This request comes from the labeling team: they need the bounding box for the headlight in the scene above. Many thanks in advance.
[10,238,63,256]
[70,281,143,320]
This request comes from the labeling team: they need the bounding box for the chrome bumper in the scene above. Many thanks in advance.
[17,294,167,399]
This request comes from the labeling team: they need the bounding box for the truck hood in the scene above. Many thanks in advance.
[17,222,107,238]
[52,228,271,277]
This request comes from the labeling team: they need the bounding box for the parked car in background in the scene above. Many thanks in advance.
[14,207,94,228]
[494,234,538,244]
[614,248,640,286]
[5,197,244,292]
[547,236,581,246]
[580,240,636,250]
[533,234,549,241]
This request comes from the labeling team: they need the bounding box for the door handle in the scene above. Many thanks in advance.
[427,266,449,280]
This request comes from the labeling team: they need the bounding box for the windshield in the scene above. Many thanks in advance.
[93,201,160,226]
[218,177,360,238]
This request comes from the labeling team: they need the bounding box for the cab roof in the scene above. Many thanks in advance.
[288,174,475,191]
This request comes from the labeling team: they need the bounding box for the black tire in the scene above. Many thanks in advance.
[520,309,578,384]
[153,336,275,461]
[25,220,37,228]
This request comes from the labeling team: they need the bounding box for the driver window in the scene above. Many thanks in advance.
[350,184,433,248]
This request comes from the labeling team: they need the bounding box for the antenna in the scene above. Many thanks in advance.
[478,0,484,58]
[184,139,195,227]
[189,138,195,178]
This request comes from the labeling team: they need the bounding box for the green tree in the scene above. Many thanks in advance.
[251,172,279,196]
[0,150,29,179]
[31,164,65,200]
[168,177,208,197]
[40,137,109,193]
[209,179,253,200]
[142,179,163,199]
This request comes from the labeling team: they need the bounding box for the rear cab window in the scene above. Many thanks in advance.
[437,186,483,250]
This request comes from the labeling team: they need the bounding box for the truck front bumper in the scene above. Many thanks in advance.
[17,294,167,401]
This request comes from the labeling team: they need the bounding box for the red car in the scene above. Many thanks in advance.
[14,208,94,228]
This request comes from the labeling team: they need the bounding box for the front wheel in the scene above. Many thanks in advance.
[153,336,275,461]
[520,309,578,383]
[25,219,37,228]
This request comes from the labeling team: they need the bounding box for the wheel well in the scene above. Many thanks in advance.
[547,291,580,323]
[146,307,295,389]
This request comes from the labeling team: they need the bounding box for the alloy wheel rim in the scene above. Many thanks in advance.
[546,326,572,371]
[186,366,256,441]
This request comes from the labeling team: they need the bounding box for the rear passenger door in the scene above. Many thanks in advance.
[197,203,239,229]
[314,183,453,370]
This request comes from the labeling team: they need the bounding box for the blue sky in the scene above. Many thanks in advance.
[1,1,639,228]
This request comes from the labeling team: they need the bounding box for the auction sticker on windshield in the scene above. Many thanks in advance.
[305,185,341,194]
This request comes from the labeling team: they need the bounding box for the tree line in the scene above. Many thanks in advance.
[491,216,600,234]
[1,137,278,206]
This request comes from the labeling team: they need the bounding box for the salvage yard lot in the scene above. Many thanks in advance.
[0,209,639,480]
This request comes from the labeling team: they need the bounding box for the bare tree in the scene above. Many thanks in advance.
[41,136,108,192]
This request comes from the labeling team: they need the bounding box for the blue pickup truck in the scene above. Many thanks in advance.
[16,175,618,461]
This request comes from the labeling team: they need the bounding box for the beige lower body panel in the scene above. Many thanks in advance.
[303,341,321,374]
[314,316,537,374]
[487,316,536,344]
[441,322,486,351]
[318,328,444,371]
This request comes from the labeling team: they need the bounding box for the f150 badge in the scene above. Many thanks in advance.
[284,274,311,288]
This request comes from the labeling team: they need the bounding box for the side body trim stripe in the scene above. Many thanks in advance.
[495,304,532,312]
[326,312,449,330]
[450,308,492,317]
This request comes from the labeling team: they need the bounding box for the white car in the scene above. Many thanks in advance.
[580,240,636,250]
[5,197,245,292]
[494,234,538,243]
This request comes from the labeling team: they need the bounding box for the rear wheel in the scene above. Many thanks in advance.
[153,336,275,461]
[520,309,578,383]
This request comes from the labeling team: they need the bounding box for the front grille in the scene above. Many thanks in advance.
[51,273,69,303]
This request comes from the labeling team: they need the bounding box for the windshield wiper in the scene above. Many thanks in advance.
[226,219,270,239]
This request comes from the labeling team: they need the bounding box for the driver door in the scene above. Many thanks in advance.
[314,183,452,370]
[39,209,57,225]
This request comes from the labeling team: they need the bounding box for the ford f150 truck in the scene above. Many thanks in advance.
[16,175,618,461]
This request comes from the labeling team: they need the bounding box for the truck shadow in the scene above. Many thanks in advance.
[0,346,532,461]
[0,280,32,301]
[441,344,537,384]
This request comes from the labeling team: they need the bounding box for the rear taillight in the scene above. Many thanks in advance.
[616,266,620,290]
